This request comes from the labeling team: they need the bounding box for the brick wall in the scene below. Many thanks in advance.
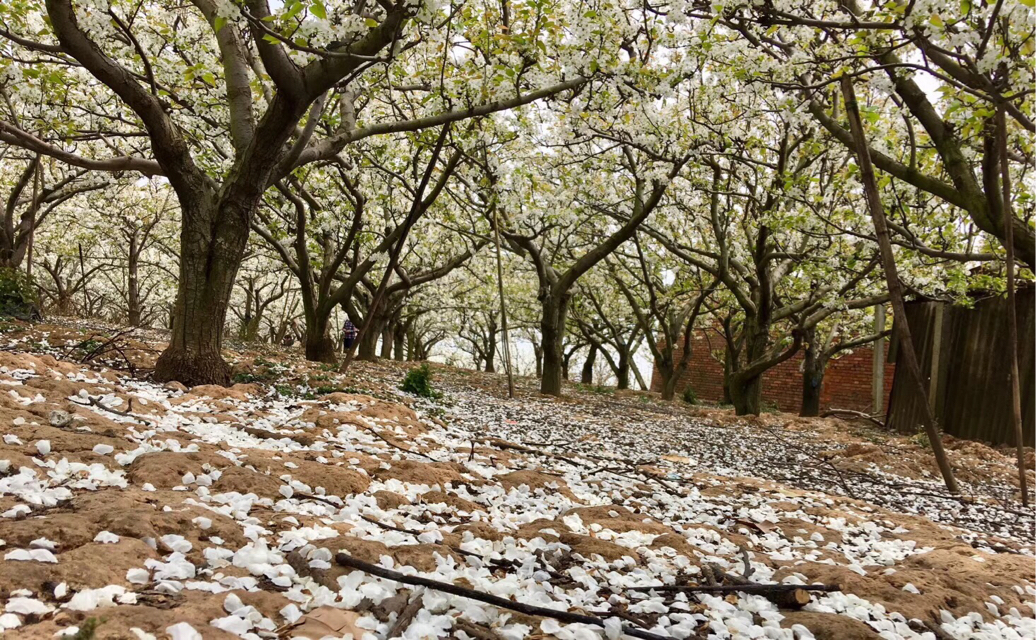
[650,328,896,414]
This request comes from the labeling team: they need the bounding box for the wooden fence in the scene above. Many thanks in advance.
[886,289,1035,447]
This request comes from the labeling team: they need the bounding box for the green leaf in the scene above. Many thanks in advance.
[213,16,226,32]
[283,1,304,20]
[1021,0,1034,7]
[310,1,326,20]
[365,17,379,27]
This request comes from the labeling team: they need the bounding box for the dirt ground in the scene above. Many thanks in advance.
[0,320,1032,640]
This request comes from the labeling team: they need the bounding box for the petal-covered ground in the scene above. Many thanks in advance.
[0,320,1032,640]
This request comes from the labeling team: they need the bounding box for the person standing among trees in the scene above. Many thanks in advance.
[342,320,359,353]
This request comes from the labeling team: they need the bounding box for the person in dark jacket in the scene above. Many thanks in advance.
[342,320,359,352]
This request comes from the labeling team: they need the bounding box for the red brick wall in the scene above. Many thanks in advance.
[650,329,896,414]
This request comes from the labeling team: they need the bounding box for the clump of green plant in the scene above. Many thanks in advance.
[681,386,698,405]
[0,267,40,321]
[761,401,782,415]
[401,364,442,399]
[911,432,931,450]
[72,617,104,640]
[575,383,613,395]
[311,384,367,396]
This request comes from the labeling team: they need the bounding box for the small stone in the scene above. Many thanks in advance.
[48,410,74,428]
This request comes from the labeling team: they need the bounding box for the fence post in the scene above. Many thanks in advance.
[929,303,944,401]
[872,303,885,414]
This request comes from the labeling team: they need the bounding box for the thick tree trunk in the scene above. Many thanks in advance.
[727,312,774,415]
[664,337,695,402]
[659,362,679,401]
[539,294,570,395]
[55,291,74,316]
[800,357,823,418]
[800,369,824,418]
[303,310,337,364]
[615,350,630,390]
[357,316,381,360]
[380,324,394,359]
[406,328,417,361]
[580,344,596,384]
[484,333,496,373]
[721,342,735,405]
[726,366,759,414]
[729,373,762,415]
[800,328,824,417]
[241,317,260,342]
[154,198,249,387]
[393,328,405,361]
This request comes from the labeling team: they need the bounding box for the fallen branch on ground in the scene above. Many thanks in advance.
[625,559,839,610]
[820,408,885,428]
[479,437,583,467]
[335,552,678,640]
[367,426,437,461]
[70,395,155,426]
[387,589,425,639]
[625,583,839,595]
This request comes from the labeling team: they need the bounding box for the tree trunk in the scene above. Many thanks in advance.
[539,293,570,395]
[800,331,824,417]
[615,350,630,390]
[303,310,337,364]
[357,315,382,360]
[55,290,74,316]
[406,327,417,361]
[393,327,405,361]
[841,77,959,494]
[664,335,695,402]
[728,318,768,415]
[800,366,824,418]
[729,373,762,415]
[721,341,735,404]
[127,233,141,326]
[484,332,496,373]
[242,317,260,342]
[380,324,394,359]
[154,197,251,386]
[659,362,679,401]
[533,343,543,378]
[580,344,596,384]
[997,108,1029,505]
